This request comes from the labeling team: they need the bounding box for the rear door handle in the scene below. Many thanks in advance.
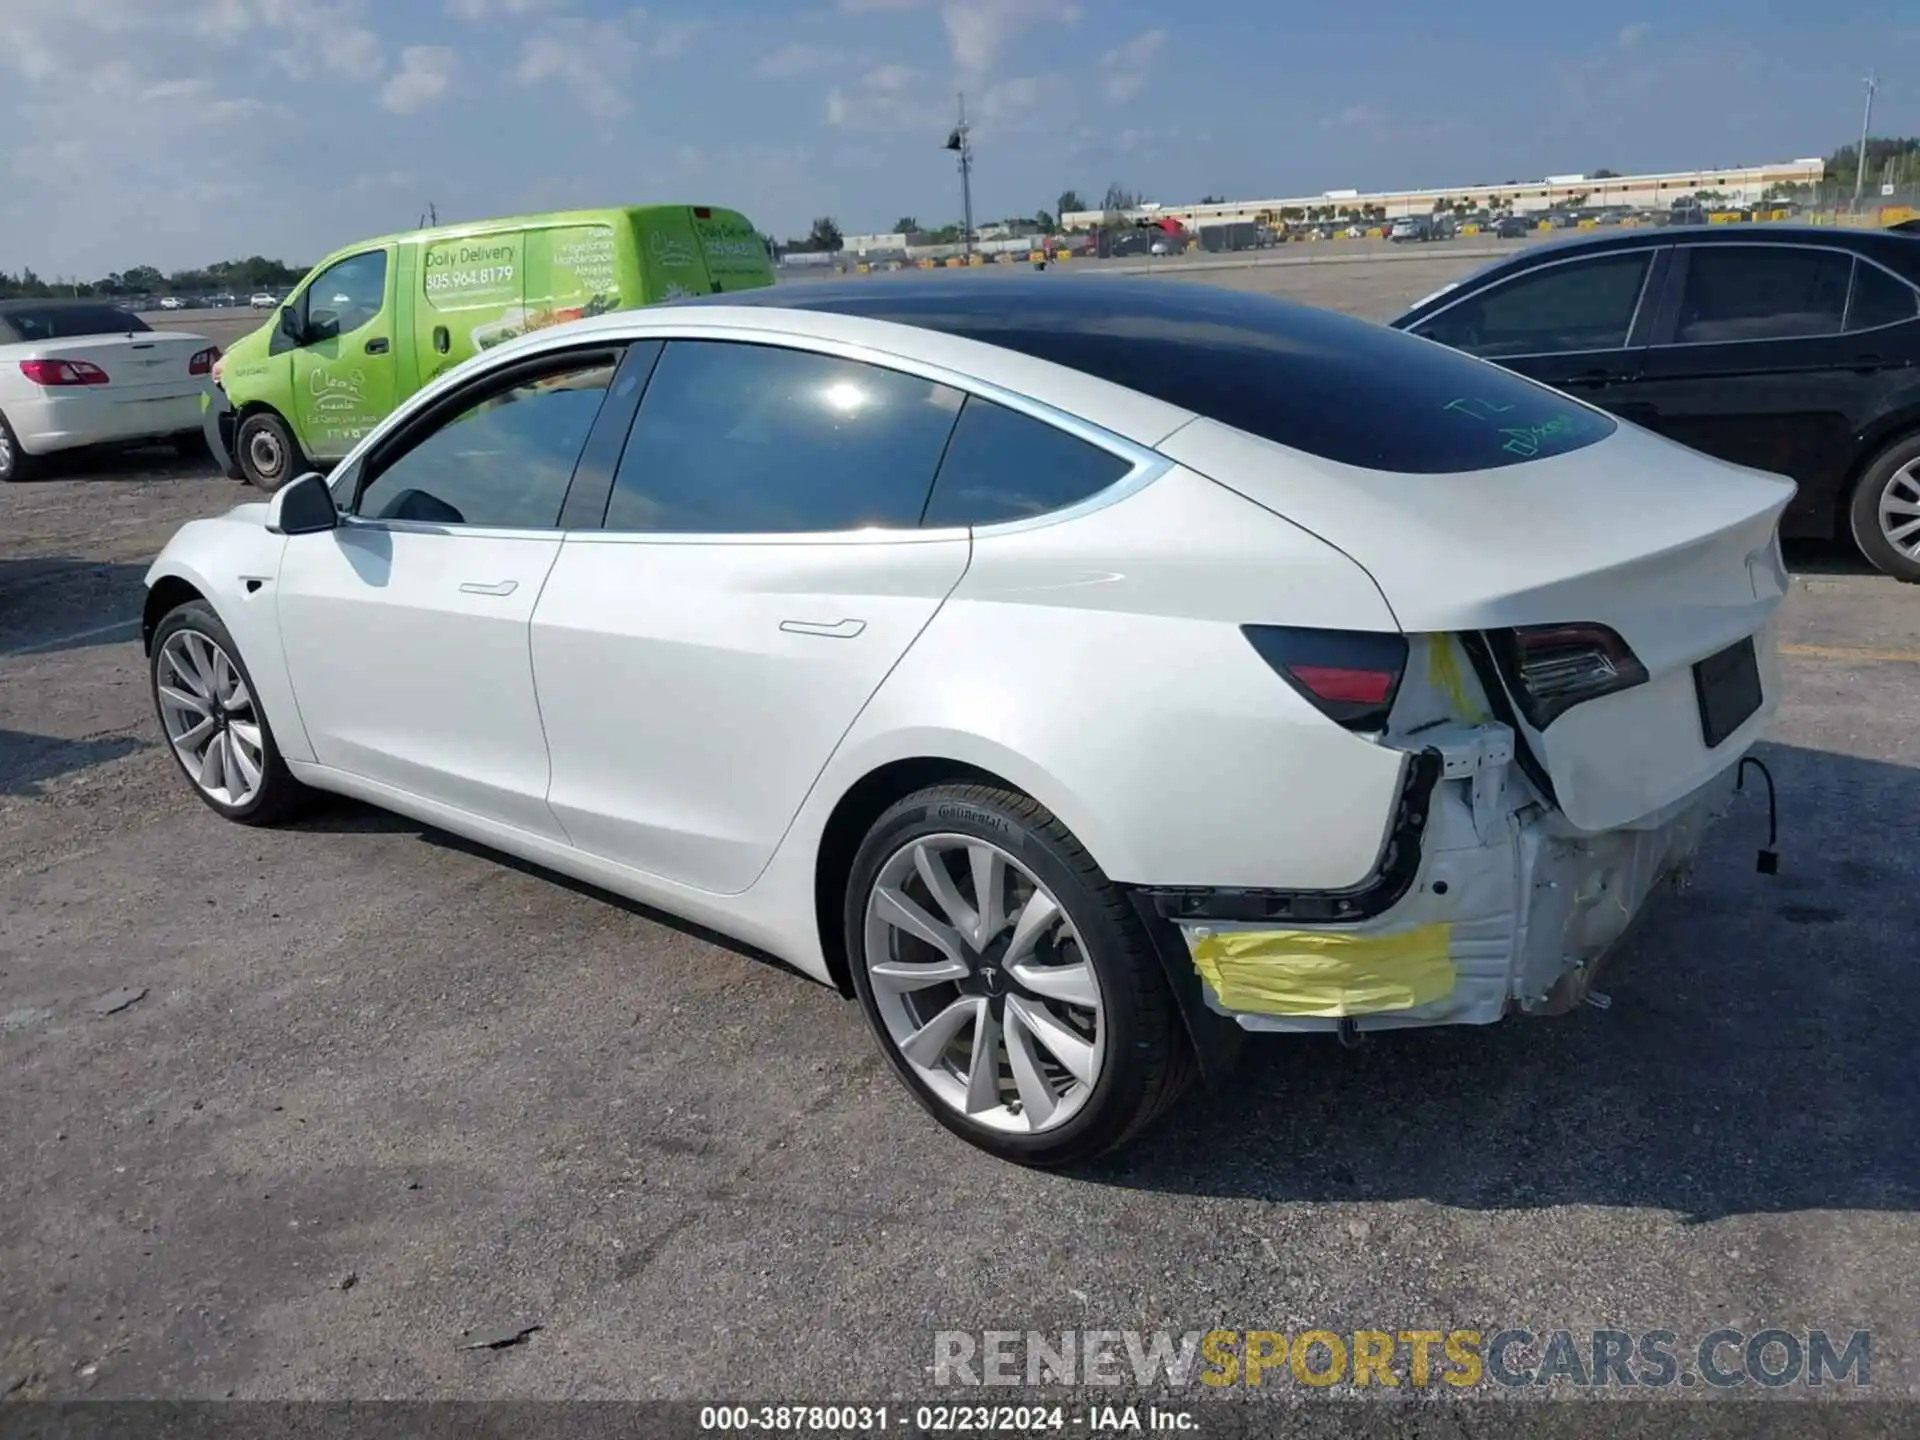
[365,336,390,355]
[780,618,866,639]
[459,580,518,597]
[433,326,450,355]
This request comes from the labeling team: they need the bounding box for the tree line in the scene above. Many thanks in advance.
[0,256,309,302]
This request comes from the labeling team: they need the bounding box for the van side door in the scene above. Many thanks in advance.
[415,230,527,390]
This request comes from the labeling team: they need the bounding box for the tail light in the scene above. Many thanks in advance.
[693,206,712,218]
[1489,623,1648,729]
[20,358,109,387]
[189,346,221,376]
[1242,625,1408,732]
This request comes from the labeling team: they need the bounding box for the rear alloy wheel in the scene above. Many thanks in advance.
[1849,434,1920,583]
[234,410,305,493]
[150,600,309,825]
[0,410,35,483]
[846,783,1192,1167]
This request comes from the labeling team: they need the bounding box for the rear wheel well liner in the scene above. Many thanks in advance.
[812,757,1005,996]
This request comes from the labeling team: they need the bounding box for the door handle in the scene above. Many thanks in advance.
[365,336,390,355]
[1562,369,1619,388]
[459,580,519,597]
[433,325,450,355]
[780,618,866,639]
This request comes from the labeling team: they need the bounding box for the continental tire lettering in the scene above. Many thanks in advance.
[933,803,1011,835]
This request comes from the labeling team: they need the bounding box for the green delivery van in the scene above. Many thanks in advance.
[206,204,774,489]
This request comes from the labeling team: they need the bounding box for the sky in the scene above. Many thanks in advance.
[3,0,1918,279]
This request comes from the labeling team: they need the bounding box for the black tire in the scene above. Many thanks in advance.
[0,409,36,483]
[234,409,306,493]
[149,599,311,825]
[844,782,1193,1167]
[1848,432,1920,583]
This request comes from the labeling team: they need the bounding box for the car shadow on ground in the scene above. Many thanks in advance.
[5,441,217,484]
[0,558,152,658]
[0,728,149,797]
[1085,738,1920,1221]
[1782,538,1878,579]
[281,801,815,985]
[277,738,1917,1221]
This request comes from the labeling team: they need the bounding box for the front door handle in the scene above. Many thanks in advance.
[365,336,390,355]
[780,618,866,639]
[459,580,519,597]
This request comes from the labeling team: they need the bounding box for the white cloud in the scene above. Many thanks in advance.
[940,0,1078,79]
[446,0,558,17]
[382,45,459,113]
[1098,28,1163,102]
[825,62,945,129]
[836,0,924,11]
[516,17,641,118]
[756,42,845,79]
[1618,22,1651,48]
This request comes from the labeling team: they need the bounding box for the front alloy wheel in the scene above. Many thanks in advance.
[148,600,309,824]
[156,629,268,808]
[864,834,1106,1134]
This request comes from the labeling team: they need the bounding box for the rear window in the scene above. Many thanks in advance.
[0,305,149,342]
[720,278,1616,474]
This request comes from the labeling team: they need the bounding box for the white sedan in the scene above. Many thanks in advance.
[250,293,279,310]
[0,300,220,482]
[140,278,1792,1166]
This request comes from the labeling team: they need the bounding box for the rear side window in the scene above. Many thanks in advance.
[605,341,964,533]
[922,399,1133,527]
[1669,246,1851,343]
[0,305,148,341]
[1415,253,1651,358]
[1846,261,1920,331]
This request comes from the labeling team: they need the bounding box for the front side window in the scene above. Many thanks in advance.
[303,250,388,342]
[922,398,1133,527]
[604,341,964,534]
[355,357,616,528]
[1667,245,1850,344]
[1846,260,1920,332]
[1416,253,1652,358]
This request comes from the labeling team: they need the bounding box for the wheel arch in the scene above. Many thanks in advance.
[1838,411,1920,539]
[142,573,209,655]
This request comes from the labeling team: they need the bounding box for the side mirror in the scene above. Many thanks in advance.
[265,471,339,536]
[277,305,303,343]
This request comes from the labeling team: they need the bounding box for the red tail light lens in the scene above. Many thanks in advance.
[693,206,712,218]
[189,346,221,375]
[1490,622,1648,729]
[20,358,109,387]
[1242,626,1409,732]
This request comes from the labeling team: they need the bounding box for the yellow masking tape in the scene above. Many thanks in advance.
[1426,636,1488,722]
[1190,924,1455,1017]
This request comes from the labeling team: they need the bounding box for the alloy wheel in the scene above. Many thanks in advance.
[156,629,267,808]
[1878,459,1920,561]
[863,834,1105,1134]
[0,425,14,478]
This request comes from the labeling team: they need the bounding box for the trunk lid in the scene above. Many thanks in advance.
[20,332,210,400]
[1161,416,1795,832]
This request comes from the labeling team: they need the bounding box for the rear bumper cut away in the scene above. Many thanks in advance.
[202,387,243,480]
[1145,727,1748,1037]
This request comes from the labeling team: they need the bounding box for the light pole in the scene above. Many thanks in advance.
[1852,74,1877,215]
[943,93,974,259]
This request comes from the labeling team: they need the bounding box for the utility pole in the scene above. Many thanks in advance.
[1852,74,1877,214]
[944,94,974,258]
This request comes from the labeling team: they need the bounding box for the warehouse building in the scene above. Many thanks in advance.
[1059,158,1828,230]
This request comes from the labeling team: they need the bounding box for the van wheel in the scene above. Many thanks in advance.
[235,411,306,493]
[1848,433,1920,583]
[0,410,36,483]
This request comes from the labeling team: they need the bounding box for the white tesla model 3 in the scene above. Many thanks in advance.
[142,278,1792,1166]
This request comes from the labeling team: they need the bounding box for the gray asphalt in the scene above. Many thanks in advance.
[4,252,1917,1406]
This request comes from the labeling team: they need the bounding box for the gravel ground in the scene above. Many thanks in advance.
[3,252,1916,1410]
